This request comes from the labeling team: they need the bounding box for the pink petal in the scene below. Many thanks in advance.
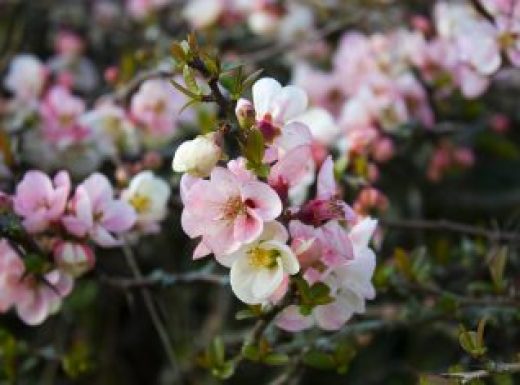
[241,181,282,221]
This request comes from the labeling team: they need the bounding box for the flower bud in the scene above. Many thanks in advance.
[172,133,222,177]
[235,98,256,130]
[53,241,95,278]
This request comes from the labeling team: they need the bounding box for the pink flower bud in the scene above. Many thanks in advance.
[453,148,475,167]
[104,66,119,84]
[235,98,256,129]
[490,114,510,134]
[372,137,395,163]
[53,241,95,278]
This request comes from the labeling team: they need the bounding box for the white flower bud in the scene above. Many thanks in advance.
[172,133,222,177]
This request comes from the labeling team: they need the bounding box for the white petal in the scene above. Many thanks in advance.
[253,78,282,118]
[349,217,378,249]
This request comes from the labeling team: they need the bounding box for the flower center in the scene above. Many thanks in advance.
[222,196,245,219]
[257,113,281,143]
[248,247,279,269]
[129,193,151,214]
[59,113,75,127]
[499,31,517,49]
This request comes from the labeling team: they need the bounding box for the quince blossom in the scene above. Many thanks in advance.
[62,173,137,247]
[181,167,282,258]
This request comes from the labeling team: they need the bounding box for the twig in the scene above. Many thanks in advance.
[441,362,520,384]
[121,242,182,383]
[101,270,229,290]
[380,218,520,243]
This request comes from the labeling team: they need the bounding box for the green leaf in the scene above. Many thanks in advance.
[170,42,187,63]
[170,79,200,100]
[241,343,260,361]
[208,337,225,366]
[211,361,235,380]
[458,328,487,358]
[235,309,257,320]
[303,351,336,370]
[182,65,200,95]
[488,246,508,292]
[263,353,290,366]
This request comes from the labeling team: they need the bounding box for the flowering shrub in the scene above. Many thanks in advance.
[0,0,520,384]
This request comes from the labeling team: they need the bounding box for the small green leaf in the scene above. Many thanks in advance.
[489,246,508,292]
[303,351,336,370]
[263,353,290,366]
[208,337,225,366]
[241,343,260,361]
[170,42,187,63]
[183,65,201,95]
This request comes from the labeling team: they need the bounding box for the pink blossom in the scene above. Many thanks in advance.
[252,77,308,143]
[15,269,74,326]
[0,240,73,326]
[372,137,395,163]
[130,79,184,142]
[277,217,377,331]
[295,156,356,226]
[127,0,171,19]
[181,167,282,258]
[62,173,137,247]
[0,240,25,313]
[39,85,89,146]
[13,170,71,233]
[54,30,84,59]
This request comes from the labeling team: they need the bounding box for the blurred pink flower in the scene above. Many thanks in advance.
[62,173,137,247]
[39,85,89,146]
[13,170,71,233]
[130,79,183,141]
[0,240,73,326]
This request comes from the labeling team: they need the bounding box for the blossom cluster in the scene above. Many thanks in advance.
[0,169,170,325]
[289,0,519,192]
[1,34,195,178]
[174,77,378,331]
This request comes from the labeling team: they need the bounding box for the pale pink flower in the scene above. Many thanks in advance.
[127,0,170,19]
[130,79,183,142]
[252,77,308,142]
[277,217,377,332]
[54,30,84,59]
[0,240,73,326]
[62,173,137,247]
[0,240,25,313]
[13,170,71,233]
[181,167,282,258]
[15,269,74,326]
[39,85,89,146]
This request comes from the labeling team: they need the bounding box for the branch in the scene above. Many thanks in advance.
[441,362,520,384]
[121,243,183,383]
[101,270,229,289]
[380,218,520,243]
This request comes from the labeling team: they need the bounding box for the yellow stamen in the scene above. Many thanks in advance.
[129,193,151,214]
[248,247,278,269]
